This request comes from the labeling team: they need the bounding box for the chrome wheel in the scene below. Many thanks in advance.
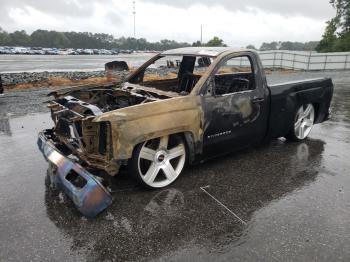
[294,104,315,140]
[137,135,186,188]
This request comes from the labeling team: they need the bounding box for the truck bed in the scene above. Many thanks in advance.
[267,77,333,140]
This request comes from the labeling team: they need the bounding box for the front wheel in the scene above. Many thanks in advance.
[286,104,315,141]
[129,134,186,189]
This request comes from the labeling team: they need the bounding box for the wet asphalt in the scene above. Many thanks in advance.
[0,71,350,261]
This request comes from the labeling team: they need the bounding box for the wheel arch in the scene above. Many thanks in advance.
[127,130,200,164]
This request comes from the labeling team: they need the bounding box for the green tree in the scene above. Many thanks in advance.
[260,41,319,51]
[330,0,350,33]
[317,0,350,52]
[30,30,49,47]
[246,44,257,50]
[0,27,11,46]
[192,41,202,47]
[31,30,71,48]
[303,41,320,51]
[260,41,279,51]
[316,19,338,52]
[9,30,30,46]
[206,37,226,47]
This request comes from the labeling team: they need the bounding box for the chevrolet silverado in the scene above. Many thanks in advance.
[38,47,333,217]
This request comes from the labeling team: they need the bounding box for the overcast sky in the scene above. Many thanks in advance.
[0,0,335,47]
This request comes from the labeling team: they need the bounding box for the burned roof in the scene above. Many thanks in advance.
[161,47,247,57]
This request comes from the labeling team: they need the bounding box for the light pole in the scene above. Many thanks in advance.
[133,0,136,38]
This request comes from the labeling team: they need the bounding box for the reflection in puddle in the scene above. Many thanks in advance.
[144,188,185,216]
[43,139,326,261]
[296,143,309,161]
[0,116,11,136]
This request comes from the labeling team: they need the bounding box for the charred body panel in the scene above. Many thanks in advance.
[199,51,270,156]
[37,47,334,217]
[93,95,203,162]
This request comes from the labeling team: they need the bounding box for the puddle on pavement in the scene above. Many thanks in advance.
[0,116,11,136]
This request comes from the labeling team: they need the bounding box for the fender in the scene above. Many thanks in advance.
[93,95,204,161]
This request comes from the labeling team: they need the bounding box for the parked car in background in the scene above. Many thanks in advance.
[31,47,45,55]
[1,45,145,55]
[81,49,94,55]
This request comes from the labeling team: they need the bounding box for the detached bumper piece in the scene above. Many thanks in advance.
[38,130,112,218]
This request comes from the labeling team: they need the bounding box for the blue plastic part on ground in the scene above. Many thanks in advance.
[37,131,112,218]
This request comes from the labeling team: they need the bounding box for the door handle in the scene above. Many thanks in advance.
[252,97,264,103]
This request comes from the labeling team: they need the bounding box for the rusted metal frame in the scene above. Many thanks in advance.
[71,122,84,149]
[124,53,161,83]
[49,83,116,98]
[56,133,113,173]
[123,83,179,98]
[64,96,103,116]
[125,50,229,97]
[52,107,88,156]
[50,101,85,120]
[89,90,103,102]
[55,117,85,153]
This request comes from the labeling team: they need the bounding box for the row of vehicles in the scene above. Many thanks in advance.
[0,46,136,55]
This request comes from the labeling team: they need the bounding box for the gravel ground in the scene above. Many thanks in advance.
[1,71,107,86]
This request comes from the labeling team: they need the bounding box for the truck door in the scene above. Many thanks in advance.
[201,53,269,156]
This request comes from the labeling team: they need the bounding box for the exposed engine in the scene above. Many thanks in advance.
[50,86,171,117]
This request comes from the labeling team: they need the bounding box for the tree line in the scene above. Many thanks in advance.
[0,28,192,51]
[0,28,231,50]
[247,41,320,51]
[0,28,317,51]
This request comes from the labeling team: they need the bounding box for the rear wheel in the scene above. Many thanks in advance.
[129,134,186,189]
[286,104,315,141]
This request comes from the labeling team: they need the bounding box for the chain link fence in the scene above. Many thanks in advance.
[258,51,350,71]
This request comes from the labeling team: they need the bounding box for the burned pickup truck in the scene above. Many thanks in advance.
[38,47,333,217]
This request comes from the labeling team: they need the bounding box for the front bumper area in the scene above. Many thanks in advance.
[38,130,112,218]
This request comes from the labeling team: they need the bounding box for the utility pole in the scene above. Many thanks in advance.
[200,25,203,45]
[133,0,136,38]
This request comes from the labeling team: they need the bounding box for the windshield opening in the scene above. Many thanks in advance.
[128,55,213,95]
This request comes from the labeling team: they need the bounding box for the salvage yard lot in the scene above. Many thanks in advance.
[1,70,350,261]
